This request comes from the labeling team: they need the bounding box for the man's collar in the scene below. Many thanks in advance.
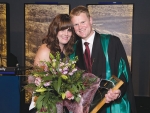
[82,31,95,44]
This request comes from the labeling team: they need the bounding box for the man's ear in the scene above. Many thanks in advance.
[90,17,93,25]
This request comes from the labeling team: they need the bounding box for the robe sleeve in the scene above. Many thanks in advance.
[113,36,129,97]
[109,36,137,113]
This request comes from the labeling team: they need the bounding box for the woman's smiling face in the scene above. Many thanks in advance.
[57,28,72,46]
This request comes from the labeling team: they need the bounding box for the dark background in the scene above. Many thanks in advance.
[1,0,150,97]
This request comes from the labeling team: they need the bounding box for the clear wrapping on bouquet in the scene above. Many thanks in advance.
[63,73,100,113]
[90,75,124,113]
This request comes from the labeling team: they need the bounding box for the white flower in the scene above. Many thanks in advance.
[68,96,74,100]
[59,62,65,67]
[52,69,57,74]
[68,72,73,76]
[78,94,81,98]
[52,59,56,62]
[45,73,49,76]
[72,68,77,72]
[65,63,69,66]
[59,68,63,72]
[72,61,76,64]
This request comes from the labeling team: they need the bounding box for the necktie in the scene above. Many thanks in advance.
[84,42,92,73]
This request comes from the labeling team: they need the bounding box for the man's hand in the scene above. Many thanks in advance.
[105,89,121,103]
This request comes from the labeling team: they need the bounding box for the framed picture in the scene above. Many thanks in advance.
[90,75,124,112]
[0,3,8,67]
[87,4,134,67]
[24,3,70,103]
[24,3,70,70]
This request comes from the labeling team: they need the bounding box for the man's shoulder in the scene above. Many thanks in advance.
[95,32,118,39]
[99,33,120,42]
[109,35,121,43]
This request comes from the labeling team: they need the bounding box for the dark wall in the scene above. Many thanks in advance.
[1,0,150,96]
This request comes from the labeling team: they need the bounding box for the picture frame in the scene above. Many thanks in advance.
[24,3,70,71]
[87,4,134,67]
[24,3,70,103]
[90,75,124,113]
[0,3,9,67]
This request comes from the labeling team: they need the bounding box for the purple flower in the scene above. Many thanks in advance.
[63,71,68,74]
[63,66,68,71]
[44,81,51,87]
[44,66,48,71]
[35,77,42,86]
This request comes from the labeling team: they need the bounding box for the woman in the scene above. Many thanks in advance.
[28,14,76,113]
[34,14,75,66]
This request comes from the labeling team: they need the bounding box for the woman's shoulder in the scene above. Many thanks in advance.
[34,44,50,66]
[38,44,50,53]
[39,44,49,49]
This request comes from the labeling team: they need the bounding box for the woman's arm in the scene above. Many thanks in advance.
[28,44,50,85]
[34,44,50,66]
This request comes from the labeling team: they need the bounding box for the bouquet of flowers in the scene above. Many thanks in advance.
[25,52,100,113]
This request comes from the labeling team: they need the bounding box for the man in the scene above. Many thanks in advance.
[70,5,137,113]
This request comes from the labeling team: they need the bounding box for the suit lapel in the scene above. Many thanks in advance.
[91,32,104,76]
[91,32,100,71]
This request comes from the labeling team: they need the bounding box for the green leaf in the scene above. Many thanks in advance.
[56,52,60,61]
[49,53,55,59]
[57,77,61,92]
[49,68,53,73]
[50,103,57,113]
[72,85,78,93]
[24,83,36,91]
[42,76,53,81]
[45,61,51,67]
[75,96,81,103]
[53,77,61,93]
[36,95,45,110]
[42,92,50,106]
[61,93,66,99]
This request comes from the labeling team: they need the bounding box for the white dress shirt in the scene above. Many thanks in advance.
[82,31,95,56]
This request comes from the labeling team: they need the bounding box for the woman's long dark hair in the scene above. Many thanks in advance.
[42,14,75,56]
